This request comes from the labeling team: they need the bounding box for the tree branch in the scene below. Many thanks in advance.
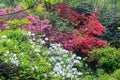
[0,8,31,16]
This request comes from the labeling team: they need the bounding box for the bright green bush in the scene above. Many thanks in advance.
[98,73,114,80]
[112,69,120,79]
[0,29,52,79]
[98,69,120,80]
[6,18,30,30]
[90,47,120,73]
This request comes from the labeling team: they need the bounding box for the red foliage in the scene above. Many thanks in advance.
[54,32,75,50]
[53,29,107,54]
[53,3,107,54]
[83,13,106,36]
[73,36,107,54]
[54,3,85,25]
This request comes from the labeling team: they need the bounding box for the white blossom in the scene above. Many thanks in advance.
[76,56,82,60]
[31,33,35,36]
[78,72,83,75]
[7,39,11,43]
[73,60,80,64]
[10,54,19,66]
[45,37,49,41]
[2,35,7,39]
[28,31,32,36]
[34,49,40,52]
[47,43,82,79]
[40,40,46,44]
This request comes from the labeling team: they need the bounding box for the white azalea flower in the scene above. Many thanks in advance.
[73,60,80,64]
[76,56,82,60]
[78,72,83,75]
[45,37,49,41]
[31,33,35,36]
[10,54,19,66]
[7,39,11,43]
[34,49,40,52]
[28,31,32,36]
[40,40,46,44]
[2,35,7,39]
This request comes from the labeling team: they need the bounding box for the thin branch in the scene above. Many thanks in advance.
[0,8,31,16]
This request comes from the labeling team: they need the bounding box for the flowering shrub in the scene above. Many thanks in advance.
[52,29,107,54]
[51,4,107,54]
[73,36,107,54]
[0,9,7,30]
[83,12,106,36]
[21,15,52,33]
[1,4,107,55]
[54,3,85,26]
[41,43,83,79]
[54,31,78,51]
[0,9,7,15]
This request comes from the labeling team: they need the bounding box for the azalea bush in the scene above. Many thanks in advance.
[76,0,120,48]
[52,3,107,54]
[21,15,52,33]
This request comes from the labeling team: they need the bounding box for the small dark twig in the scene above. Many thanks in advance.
[0,8,31,16]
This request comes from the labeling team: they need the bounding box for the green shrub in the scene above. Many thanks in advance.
[48,12,73,31]
[112,69,120,80]
[98,69,120,80]
[0,29,52,79]
[63,0,80,8]
[98,73,114,80]
[90,47,120,73]
[101,18,120,48]
[6,18,30,30]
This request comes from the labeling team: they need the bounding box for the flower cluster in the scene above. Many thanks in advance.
[54,3,85,25]
[0,9,6,15]
[83,13,106,36]
[54,32,75,51]
[52,4,107,54]
[26,34,83,79]
[71,13,107,54]
[73,36,107,54]
[0,9,7,30]
[45,43,82,79]
[21,15,52,33]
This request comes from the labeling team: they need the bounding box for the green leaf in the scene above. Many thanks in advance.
[117,27,120,30]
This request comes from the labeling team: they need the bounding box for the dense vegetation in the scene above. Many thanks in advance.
[0,0,120,80]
